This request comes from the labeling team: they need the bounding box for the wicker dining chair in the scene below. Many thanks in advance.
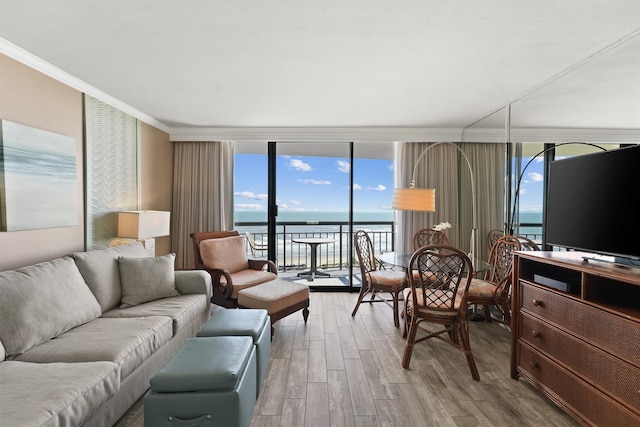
[412,228,450,250]
[467,235,521,324]
[352,230,407,328]
[487,228,505,252]
[516,235,540,251]
[401,244,479,381]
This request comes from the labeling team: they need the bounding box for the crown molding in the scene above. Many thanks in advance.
[169,127,470,143]
[463,127,640,143]
[171,126,639,144]
[0,38,171,134]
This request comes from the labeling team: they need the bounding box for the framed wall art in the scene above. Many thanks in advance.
[0,119,78,231]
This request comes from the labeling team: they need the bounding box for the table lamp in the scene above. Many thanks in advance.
[117,210,170,256]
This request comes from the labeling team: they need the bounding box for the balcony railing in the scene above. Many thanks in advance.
[237,220,545,273]
[235,221,395,271]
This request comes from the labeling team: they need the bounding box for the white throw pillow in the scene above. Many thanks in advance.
[118,253,179,308]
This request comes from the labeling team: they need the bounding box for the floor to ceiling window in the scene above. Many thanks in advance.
[233,141,394,291]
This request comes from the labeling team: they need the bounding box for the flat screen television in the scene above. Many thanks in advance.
[545,144,640,267]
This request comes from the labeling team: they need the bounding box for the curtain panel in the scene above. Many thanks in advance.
[172,141,234,269]
[395,142,505,261]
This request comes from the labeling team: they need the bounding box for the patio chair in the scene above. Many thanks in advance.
[245,231,269,257]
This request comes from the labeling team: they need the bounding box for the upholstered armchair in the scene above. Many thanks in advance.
[190,231,278,308]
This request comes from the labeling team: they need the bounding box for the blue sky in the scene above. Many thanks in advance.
[516,156,545,213]
[235,152,549,217]
[234,154,395,213]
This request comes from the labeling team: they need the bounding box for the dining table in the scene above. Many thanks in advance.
[378,251,491,277]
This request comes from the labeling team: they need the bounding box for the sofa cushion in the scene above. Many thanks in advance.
[0,360,120,427]
[118,253,180,308]
[0,257,102,357]
[73,242,148,312]
[102,294,208,335]
[200,236,249,274]
[16,316,173,380]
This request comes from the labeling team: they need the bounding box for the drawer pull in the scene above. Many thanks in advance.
[531,330,540,338]
[531,299,542,307]
[529,361,538,370]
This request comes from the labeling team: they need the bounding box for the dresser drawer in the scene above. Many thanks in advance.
[520,282,640,365]
[520,313,640,411]
[517,342,640,426]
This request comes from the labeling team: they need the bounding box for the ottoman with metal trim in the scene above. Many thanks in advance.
[196,308,270,397]
[144,336,257,427]
[237,280,310,336]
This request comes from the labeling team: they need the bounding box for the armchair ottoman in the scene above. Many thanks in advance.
[237,280,310,336]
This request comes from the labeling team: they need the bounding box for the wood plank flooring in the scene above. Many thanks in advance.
[250,291,578,427]
[115,291,579,427]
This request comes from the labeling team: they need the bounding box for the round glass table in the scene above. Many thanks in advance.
[378,251,491,276]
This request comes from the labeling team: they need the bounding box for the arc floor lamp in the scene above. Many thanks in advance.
[392,142,478,260]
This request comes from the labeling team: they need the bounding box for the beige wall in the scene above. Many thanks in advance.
[0,54,84,270]
[139,122,173,255]
[0,53,173,270]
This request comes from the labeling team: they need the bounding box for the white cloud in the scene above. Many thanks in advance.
[288,158,312,172]
[352,183,362,190]
[528,172,543,182]
[234,203,264,211]
[290,200,302,205]
[337,160,350,173]
[235,191,268,200]
[367,184,386,191]
[298,179,331,185]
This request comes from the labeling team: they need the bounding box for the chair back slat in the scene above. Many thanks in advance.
[413,228,450,250]
[409,245,471,311]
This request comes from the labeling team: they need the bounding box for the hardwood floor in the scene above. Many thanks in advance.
[115,291,579,427]
[250,291,578,427]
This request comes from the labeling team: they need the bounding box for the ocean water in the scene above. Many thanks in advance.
[235,210,393,233]
[515,211,543,237]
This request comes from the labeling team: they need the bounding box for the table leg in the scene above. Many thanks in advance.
[297,243,330,280]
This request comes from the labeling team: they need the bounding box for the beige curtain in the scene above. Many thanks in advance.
[172,141,234,269]
[395,142,505,261]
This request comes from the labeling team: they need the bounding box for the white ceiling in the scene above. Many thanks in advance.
[1,1,639,142]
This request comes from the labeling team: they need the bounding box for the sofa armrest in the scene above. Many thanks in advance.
[175,270,212,302]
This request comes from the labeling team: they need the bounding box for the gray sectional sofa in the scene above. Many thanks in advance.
[0,242,212,427]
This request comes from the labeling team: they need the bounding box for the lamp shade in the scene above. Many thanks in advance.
[117,211,170,239]
[392,188,436,211]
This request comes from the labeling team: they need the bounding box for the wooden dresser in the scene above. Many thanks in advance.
[511,251,640,426]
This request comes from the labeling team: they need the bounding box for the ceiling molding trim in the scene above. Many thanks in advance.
[169,127,469,143]
[0,37,171,134]
[463,127,640,143]
[171,126,640,144]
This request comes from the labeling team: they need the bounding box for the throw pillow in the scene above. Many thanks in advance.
[118,253,179,308]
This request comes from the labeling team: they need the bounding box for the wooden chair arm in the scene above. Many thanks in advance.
[201,267,233,299]
[248,258,278,274]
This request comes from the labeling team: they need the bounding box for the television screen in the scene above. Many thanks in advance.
[545,145,640,261]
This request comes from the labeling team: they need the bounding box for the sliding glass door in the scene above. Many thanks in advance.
[234,141,395,292]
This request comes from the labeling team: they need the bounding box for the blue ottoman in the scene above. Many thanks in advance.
[197,309,270,398]
[144,337,256,427]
